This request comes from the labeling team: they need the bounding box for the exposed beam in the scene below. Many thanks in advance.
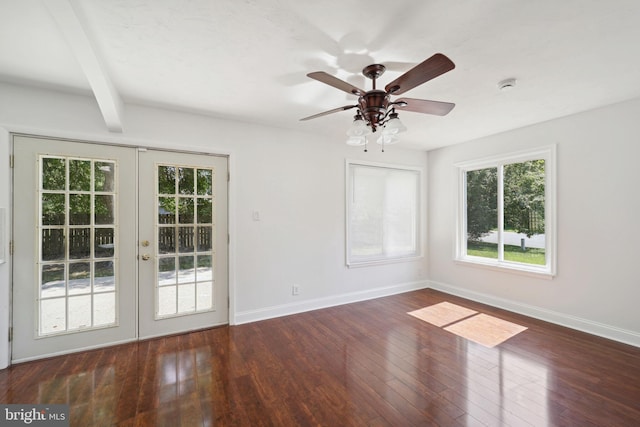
[44,0,124,132]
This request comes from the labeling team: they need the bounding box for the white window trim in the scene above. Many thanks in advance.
[346,159,423,268]
[454,145,557,278]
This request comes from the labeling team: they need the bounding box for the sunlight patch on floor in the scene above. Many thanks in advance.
[408,302,527,347]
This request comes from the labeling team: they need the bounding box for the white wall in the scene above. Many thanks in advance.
[428,97,640,346]
[0,82,428,367]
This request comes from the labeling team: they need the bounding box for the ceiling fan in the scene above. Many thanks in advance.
[300,53,455,149]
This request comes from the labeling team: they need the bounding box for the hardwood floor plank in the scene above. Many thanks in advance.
[1,289,639,426]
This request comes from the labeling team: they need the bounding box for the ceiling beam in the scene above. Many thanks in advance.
[44,0,124,132]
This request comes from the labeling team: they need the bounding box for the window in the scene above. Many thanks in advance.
[346,161,421,266]
[455,146,556,277]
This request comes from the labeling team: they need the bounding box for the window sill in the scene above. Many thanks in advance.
[347,255,424,268]
[454,257,555,280]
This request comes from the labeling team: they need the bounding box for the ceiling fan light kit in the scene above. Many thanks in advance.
[301,53,456,151]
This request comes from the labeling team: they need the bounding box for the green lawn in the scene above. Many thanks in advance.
[467,241,546,265]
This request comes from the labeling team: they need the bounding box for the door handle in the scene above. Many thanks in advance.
[141,254,151,261]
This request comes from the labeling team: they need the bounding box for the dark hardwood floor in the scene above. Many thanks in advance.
[1,289,639,426]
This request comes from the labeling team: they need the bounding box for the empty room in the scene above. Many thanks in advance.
[1,1,639,425]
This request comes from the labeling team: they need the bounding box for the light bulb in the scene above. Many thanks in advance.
[382,114,406,135]
[346,136,367,146]
[346,114,372,137]
[376,134,399,145]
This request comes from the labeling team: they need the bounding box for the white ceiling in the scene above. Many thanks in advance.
[2,0,640,150]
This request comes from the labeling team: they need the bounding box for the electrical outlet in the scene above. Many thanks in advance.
[292,284,300,296]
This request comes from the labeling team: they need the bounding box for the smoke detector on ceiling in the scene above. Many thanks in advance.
[498,78,517,91]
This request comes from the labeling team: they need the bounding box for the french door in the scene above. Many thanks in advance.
[11,135,228,362]
[137,148,228,339]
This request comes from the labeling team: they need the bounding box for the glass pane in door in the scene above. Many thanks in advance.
[156,164,215,318]
[38,155,118,336]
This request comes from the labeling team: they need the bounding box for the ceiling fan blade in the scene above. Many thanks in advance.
[307,72,366,96]
[300,105,358,121]
[385,53,455,95]
[394,98,455,116]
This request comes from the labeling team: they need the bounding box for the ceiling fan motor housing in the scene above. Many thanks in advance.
[359,90,389,131]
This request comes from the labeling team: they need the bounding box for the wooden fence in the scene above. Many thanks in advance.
[42,225,211,260]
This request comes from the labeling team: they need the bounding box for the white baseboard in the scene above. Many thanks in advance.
[428,280,640,348]
[234,280,429,325]
[11,337,138,364]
